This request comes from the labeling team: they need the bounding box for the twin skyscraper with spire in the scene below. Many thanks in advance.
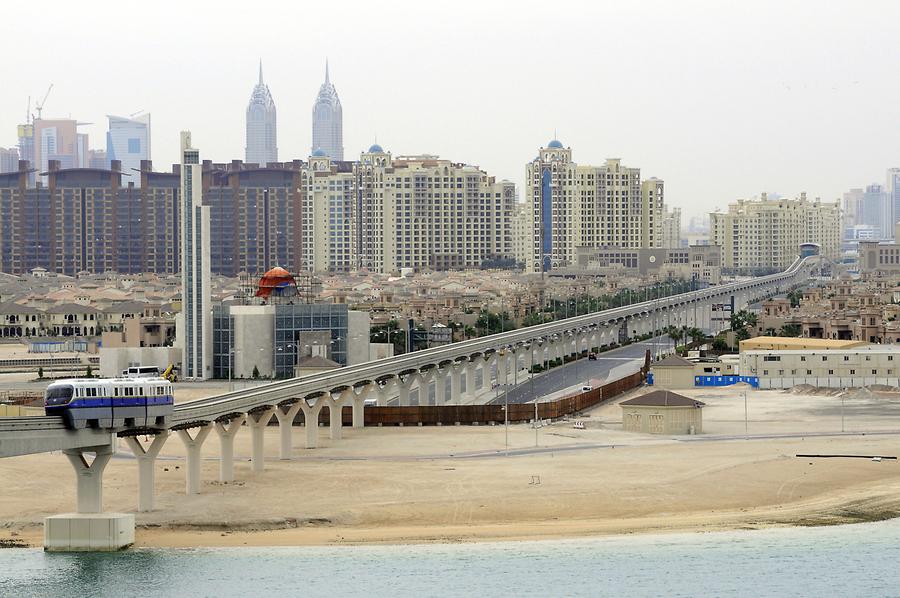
[245,61,343,165]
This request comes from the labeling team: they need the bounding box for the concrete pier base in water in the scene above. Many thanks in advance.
[44,513,135,551]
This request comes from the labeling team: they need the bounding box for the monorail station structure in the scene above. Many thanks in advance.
[0,255,828,550]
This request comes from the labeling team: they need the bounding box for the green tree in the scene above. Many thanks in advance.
[252,365,260,379]
[37,366,43,379]
[686,327,705,345]
[85,365,93,378]
[779,323,802,337]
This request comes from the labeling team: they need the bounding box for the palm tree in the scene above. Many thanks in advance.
[686,327,704,345]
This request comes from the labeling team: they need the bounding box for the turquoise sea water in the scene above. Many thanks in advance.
[2,520,898,597]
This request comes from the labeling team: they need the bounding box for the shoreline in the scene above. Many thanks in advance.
[7,498,900,550]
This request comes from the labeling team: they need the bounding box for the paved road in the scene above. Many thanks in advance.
[488,336,671,405]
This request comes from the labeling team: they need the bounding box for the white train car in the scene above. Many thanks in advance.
[44,377,174,429]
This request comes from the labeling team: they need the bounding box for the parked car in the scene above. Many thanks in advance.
[588,352,597,361]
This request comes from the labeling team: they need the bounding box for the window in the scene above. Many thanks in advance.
[828,369,834,375]
[873,369,878,375]
[850,369,855,375]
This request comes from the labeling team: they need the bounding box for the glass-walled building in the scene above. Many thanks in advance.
[213,303,357,379]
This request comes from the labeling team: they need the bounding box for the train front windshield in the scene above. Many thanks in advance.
[45,386,74,406]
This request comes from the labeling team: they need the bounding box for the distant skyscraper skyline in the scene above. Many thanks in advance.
[887,167,900,232]
[311,60,343,160]
[106,114,150,186]
[0,147,18,173]
[245,61,277,166]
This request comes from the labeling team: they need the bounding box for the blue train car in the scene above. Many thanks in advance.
[44,377,174,429]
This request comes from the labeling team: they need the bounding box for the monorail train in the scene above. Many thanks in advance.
[44,377,174,429]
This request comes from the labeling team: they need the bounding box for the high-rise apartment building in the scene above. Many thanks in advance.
[512,201,531,268]
[660,207,682,248]
[33,118,86,175]
[0,148,515,277]
[0,160,133,274]
[709,192,841,273]
[311,61,343,160]
[178,131,211,379]
[887,168,900,232]
[245,62,277,166]
[0,148,19,173]
[860,184,891,240]
[106,114,150,186]
[205,160,304,276]
[525,139,665,272]
[842,188,865,231]
[350,147,515,273]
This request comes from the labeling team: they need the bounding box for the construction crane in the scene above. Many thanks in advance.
[34,84,53,120]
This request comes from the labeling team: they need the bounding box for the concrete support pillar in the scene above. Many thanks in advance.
[124,431,169,513]
[328,389,352,440]
[64,444,114,514]
[375,381,391,406]
[351,384,374,428]
[464,361,477,399]
[497,354,507,387]
[214,415,246,482]
[415,371,433,406]
[298,396,326,449]
[398,375,416,406]
[434,369,448,405]
[176,424,213,496]
[274,403,303,460]
[449,364,462,404]
[247,407,276,473]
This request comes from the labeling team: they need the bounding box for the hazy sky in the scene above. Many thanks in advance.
[2,0,898,220]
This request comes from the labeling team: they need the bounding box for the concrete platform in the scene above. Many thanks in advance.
[44,513,135,551]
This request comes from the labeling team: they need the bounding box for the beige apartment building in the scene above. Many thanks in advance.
[709,192,841,273]
[303,146,515,274]
[525,140,666,272]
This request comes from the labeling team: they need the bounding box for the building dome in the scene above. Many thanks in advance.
[547,139,564,149]
[255,267,297,299]
[368,143,384,153]
[311,147,327,157]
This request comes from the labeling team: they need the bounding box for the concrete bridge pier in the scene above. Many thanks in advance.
[247,407,276,472]
[449,363,463,404]
[328,390,352,440]
[398,374,416,406]
[433,369,448,404]
[299,396,326,448]
[65,444,114,514]
[351,383,375,428]
[464,361,477,400]
[45,441,136,552]
[176,424,213,495]
[123,431,170,511]
[497,353,508,388]
[275,403,303,460]
[214,415,245,482]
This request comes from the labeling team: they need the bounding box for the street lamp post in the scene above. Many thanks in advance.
[743,389,749,439]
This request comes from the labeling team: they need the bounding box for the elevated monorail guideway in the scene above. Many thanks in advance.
[0,255,828,551]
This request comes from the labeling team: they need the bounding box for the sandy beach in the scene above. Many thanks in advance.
[3,386,900,548]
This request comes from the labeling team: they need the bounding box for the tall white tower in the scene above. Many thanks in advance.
[245,61,277,166]
[178,131,212,379]
[311,60,344,160]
